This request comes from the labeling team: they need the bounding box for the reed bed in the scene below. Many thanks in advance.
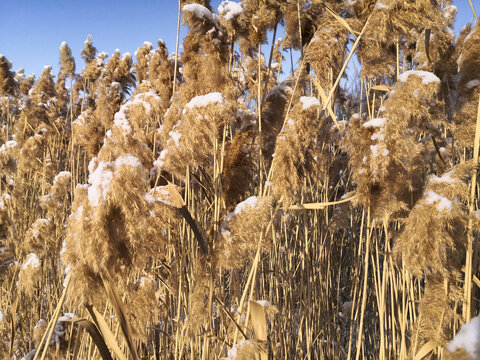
[0,1,479,359]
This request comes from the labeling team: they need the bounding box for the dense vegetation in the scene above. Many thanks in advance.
[0,0,479,359]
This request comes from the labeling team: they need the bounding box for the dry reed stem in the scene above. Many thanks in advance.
[468,0,478,22]
[85,305,127,360]
[34,275,71,360]
[463,94,480,322]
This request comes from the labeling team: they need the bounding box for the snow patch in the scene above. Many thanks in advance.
[363,118,386,128]
[375,2,388,9]
[113,110,132,134]
[300,96,320,110]
[183,4,215,23]
[114,154,143,169]
[23,253,41,270]
[226,196,260,222]
[148,186,175,207]
[371,132,385,141]
[87,160,114,207]
[428,170,459,185]
[424,190,452,212]
[218,1,243,21]
[465,79,480,90]
[183,92,223,114]
[154,149,169,168]
[255,300,271,307]
[168,130,182,147]
[139,277,152,288]
[448,315,480,358]
[398,70,440,85]
[226,339,255,359]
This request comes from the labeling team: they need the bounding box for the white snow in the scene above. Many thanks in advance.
[35,319,47,330]
[371,132,385,141]
[221,228,232,242]
[148,186,175,207]
[58,313,74,322]
[398,70,440,85]
[22,253,41,270]
[183,92,224,114]
[114,154,143,169]
[113,110,132,134]
[87,160,114,207]
[271,62,281,71]
[129,91,161,114]
[226,339,255,359]
[154,149,169,168]
[130,97,151,113]
[255,300,271,307]
[168,130,182,147]
[424,190,453,212]
[266,83,293,100]
[375,2,388,9]
[183,4,215,23]
[226,196,260,222]
[363,118,386,128]
[0,310,4,322]
[5,140,17,148]
[63,264,71,288]
[428,170,459,185]
[139,277,152,288]
[448,315,480,358]
[121,52,131,61]
[218,1,243,21]
[300,96,320,110]
[59,41,69,50]
[370,145,380,158]
[54,171,71,185]
[465,79,480,90]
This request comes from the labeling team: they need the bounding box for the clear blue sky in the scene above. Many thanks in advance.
[0,0,476,77]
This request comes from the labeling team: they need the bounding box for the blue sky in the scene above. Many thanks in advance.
[0,1,477,77]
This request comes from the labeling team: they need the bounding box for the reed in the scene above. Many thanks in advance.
[0,1,479,359]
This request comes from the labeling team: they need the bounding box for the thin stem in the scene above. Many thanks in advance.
[173,0,182,95]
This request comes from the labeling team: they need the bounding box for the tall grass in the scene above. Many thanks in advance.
[0,1,479,359]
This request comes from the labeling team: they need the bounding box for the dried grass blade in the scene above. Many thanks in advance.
[9,297,17,356]
[425,29,432,63]
[85,304,128,360]
[213,294,248,339]
[167,181,209,255]
[34,275,71,360]
[413,341,436,360]
[102,272,140,360]
[463,94,480,321]
[468,0,478,21]
[323,11,374,122]
[371,85,391,92]
[309,75,338,126]
[324,4,358,38]
[73,319,113,360]
[250,301,267,360]
[289,194,358,210]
